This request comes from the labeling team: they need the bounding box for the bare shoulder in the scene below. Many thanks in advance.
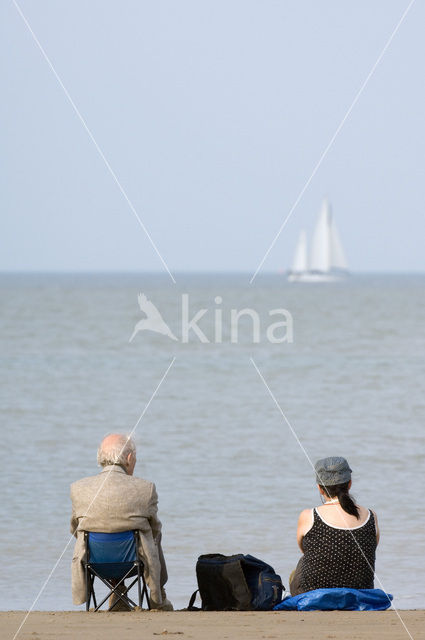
[297,508,314,542]
[297,508,313,532]
[298,508,312,522]
[356,504,371,513]
[357,504,376,522]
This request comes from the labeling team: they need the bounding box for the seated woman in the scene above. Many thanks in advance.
[290,456,380,596]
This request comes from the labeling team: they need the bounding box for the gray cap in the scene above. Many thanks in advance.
[314,456,352,486]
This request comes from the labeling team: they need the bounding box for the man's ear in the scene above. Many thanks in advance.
[348,479,352,490]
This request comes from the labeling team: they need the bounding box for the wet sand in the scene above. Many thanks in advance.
[3,610,424,640]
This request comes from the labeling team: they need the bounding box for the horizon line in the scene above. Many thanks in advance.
[0,269,424,276]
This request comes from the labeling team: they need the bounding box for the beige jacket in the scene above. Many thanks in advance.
[70,465,167,606]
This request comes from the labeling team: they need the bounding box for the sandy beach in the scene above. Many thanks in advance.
[4,610,424,640]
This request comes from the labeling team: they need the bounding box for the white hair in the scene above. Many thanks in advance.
[97,434,136,467]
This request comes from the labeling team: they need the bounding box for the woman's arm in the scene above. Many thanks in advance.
[296,509,313,552]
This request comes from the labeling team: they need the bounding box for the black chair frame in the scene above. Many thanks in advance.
[84,531,151,612]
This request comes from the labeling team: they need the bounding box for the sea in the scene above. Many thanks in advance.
[0,272,424,611]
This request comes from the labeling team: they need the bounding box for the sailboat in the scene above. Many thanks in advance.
[288,198,348,282]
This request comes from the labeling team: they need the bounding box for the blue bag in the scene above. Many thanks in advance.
[274,588,393,611]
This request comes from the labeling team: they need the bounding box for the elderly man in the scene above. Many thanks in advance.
[70,433,172,610]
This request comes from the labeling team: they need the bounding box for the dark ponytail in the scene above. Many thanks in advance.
[319,481,360,519]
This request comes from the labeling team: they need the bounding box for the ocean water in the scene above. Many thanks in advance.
[0,272,424,612]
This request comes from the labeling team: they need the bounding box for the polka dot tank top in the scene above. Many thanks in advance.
[299,507,376,592]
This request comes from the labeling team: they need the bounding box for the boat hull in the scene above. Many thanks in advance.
[287,271,348,283]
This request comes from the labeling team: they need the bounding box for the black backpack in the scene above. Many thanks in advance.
[188,553,284,611]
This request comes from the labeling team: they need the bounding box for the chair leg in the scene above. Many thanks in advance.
[91,575,97,610]
[136,562,150,609]
[85,565,90,611]
[145,585,151,610]
[137,564,142,609]
[142,573,150,610]
[85,570,97,611]
[85,560,147,611]
[90,567,136,611]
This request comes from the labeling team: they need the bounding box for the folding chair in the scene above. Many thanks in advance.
[84,530,151,611]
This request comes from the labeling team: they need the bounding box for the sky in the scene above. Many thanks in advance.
[1,0,424,274]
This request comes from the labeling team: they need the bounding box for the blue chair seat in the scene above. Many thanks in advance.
[83,530,150,611]
[88,531,137,579]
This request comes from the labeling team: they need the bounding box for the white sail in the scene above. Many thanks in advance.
[329,218,347,270]
[287,197,348,282]
[291,230,308,273]
[309,198,331,272]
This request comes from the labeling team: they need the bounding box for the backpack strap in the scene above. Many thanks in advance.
[187,589,201,611]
